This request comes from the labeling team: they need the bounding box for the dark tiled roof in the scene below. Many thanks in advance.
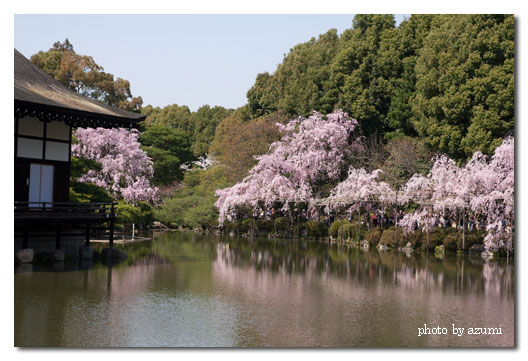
[14,49,145,128]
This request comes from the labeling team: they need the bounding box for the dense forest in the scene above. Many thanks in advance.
[30,14,514,234]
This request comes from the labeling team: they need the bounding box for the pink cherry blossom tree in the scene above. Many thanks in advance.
[469,137,514,254]
[399,173,434,236]
[400,137,514,254]
[326,168,394,207]
[72,127,159,204]
[398,157,455,250]
[399,154,477,250]
[215,110,364,224]
[324,167,395,242]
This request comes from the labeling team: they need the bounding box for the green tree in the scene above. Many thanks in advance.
[31,39,143,112]
[247,28,341,118]
[190,105,232,156]
[411,15,514,159]
[116,201,154,230]
[379,137,434,189]
[247,72,279,117]
[139,125,195,185]
[141,103,232,157]
[209,108,284,181]
[246,15,402,136]
[155,166,232,229]
[330,15,398,136]
[142,103,192,130]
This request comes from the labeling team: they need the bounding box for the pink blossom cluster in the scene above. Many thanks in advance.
[215,110,362,224]
[325,168,395,207]
[399,137,514,252]
[72,127,159,204]
[398,208,437,234]
[469,137,514,252]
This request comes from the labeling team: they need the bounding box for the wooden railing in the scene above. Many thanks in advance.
[14,201,117,220]
[14,201,118,249]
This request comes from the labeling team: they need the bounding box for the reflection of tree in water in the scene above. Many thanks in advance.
[211,236,513,346]
[121,231,218,267]
[215,237,514,298]
[482,260,514,297]
[15,233,514,347]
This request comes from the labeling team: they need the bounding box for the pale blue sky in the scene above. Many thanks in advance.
[15,14,406,111]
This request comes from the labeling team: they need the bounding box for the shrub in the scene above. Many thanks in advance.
[306,221,328,238]
[292,221,307,236]
[222,221,231,233]
[256,219,274,233]
[459,230,485,250]
[420,228,444,251]
[240,218,254,233]
[224,220,244,234]
[225,220,239,233]
[403,230,422,249]
[330,220,346,238]
[336,222,368,242]
[442,232,460,252]
[365,228,383,246]
[274,217,291,231]
[338,223,356,241]
[116,201,143,227]
[379,226,404,247]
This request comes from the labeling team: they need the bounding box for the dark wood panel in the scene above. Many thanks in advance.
[54,162,70,202]
[14,158,29,202]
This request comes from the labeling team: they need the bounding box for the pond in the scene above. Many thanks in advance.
[14,232,514,347]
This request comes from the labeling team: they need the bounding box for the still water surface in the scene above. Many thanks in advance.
[14,232,514,347]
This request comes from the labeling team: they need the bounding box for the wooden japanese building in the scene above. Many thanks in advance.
[14,49,145,260]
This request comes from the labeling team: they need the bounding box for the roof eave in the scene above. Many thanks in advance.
[14,99,145,129]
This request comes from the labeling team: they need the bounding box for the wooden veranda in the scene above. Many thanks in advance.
[14,201,117,251]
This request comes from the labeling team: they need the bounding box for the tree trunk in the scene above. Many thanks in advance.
[462,211,466,251]
[394,205,398,248]
[358,203,361,245]
[426,206,430,252]
[297,213,300,239]
[461,257,465,289]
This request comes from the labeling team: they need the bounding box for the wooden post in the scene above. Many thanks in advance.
[366,204,370,231]
[507,214,513,261]
[85,224,91,246]
[426,205,431,253]
[23,224,29,249]
[296,204,300,239]
[395,191,400,248]
[109,219,115,249]
[132,201,136,240]
[328,207,331,243]
[55,224,61,251]
[252,207,255,238]
[357,202,361,244]
[462,211,466,252]
[394,205,398,248]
